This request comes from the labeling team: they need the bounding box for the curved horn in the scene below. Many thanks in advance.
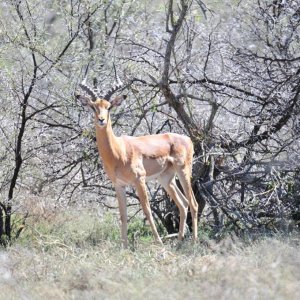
[79,83,99,101]
[103,80,124,101]
[103,65,124,100]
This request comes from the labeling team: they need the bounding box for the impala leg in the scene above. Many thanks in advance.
[159,175,188,240]
[191,192,199,240]
[175,167,199,240]
[115,185,128,249]
[135,178,163,245]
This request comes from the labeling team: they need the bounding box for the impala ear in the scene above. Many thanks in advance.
[75,93,96,114]
[75,93,94,108]
[110,95,127,107]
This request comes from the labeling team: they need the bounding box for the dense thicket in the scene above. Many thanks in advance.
[0,0,299,244]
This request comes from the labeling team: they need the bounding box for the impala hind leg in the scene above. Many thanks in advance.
[175,166,199,240]
[135,177,163,245]
[159,171,189,241]
[115,185,128,249]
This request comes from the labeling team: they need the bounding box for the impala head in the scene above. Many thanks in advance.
[76,81,126,128]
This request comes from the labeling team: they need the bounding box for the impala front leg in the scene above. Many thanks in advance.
[135,177,163,245]
[115,185,128,249]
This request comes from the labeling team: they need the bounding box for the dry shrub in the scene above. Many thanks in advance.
[1,208,299,300]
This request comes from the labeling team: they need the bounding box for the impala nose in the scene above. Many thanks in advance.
[98,118,105,126]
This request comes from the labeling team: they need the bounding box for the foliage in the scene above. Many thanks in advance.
[0,0,299,244]
[1,208,300,299]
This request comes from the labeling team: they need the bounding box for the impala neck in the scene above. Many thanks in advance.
[95,116,122,163]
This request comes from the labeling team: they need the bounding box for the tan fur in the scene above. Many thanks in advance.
[89,98,198,248]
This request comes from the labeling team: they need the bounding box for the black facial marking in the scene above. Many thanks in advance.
[90,105,97,113]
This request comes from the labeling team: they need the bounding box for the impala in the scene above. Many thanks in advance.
[76,80,198,248]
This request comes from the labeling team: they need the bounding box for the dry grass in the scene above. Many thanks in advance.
[0,208,299,300]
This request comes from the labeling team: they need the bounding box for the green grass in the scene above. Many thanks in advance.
[0,208,300,300]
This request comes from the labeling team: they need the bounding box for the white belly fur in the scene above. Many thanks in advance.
[115,164,168,186]
[145,164,168,182]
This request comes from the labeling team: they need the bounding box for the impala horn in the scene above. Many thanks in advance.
[78,82,100,102]
[103,65,124,100]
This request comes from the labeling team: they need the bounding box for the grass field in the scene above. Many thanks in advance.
[0,208,299,300]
